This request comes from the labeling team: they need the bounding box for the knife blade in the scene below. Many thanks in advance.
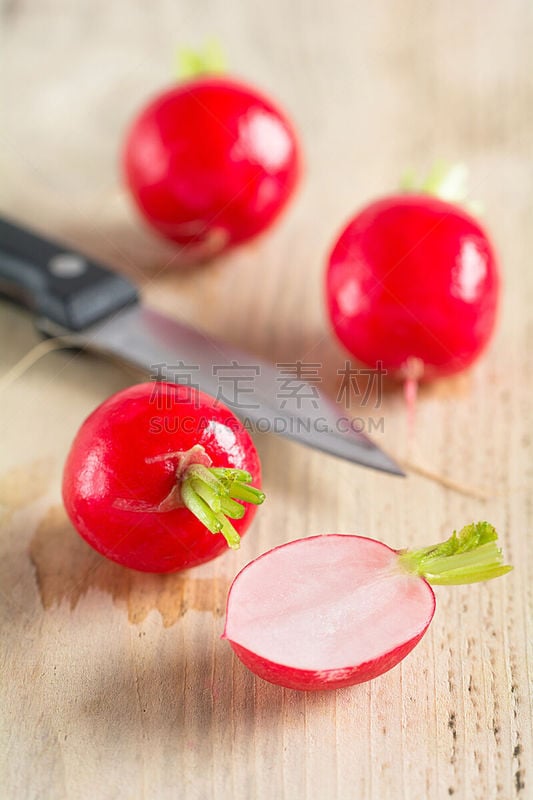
[0,215,404,475]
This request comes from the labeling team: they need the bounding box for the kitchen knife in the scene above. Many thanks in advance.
[0,215,404,475]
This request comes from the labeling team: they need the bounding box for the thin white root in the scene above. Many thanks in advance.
[0,333,145,396]
[0,336,79,395]
[399,458,491,501]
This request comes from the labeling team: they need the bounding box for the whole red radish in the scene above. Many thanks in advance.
[123,44,301,259]
[63,382,264,573]
[224,522,511,691]
[326,168,500,385]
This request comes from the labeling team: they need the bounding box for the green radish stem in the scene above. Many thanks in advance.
[190,479,222,513]
[215,513,242,550]
[220,496,246,519]
[176,40,226,81]
[400,162,482,215]
[227,482,266,504]
[211,467,253,482]
[177,449,264,549]
[180,481,222,534]
[397,521,512,585]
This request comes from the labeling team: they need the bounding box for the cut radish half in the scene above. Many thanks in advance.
[224,524,511,691]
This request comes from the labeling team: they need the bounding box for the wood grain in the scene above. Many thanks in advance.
[1,1,532,798]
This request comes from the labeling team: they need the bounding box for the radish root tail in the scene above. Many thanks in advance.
[0,337,79,395]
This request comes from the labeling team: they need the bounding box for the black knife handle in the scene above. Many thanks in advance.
[0,216,139,331]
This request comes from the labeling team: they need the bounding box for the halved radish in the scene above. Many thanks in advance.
[223,523,511,691]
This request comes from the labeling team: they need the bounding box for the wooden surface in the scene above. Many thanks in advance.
[1,1,532,798]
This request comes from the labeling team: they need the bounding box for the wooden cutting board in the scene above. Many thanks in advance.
[1,1,531,798]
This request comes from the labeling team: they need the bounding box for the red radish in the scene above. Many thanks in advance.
[62,382,264,573]
[326,170,500,388]
[224,523,511,691]
[123,45,301,259]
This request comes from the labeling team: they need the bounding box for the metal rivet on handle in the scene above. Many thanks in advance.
[48,253,87,278]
